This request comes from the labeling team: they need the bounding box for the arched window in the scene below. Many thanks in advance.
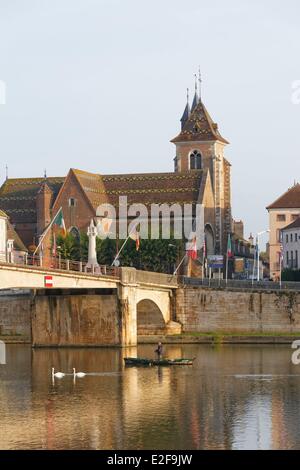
[189,150,202,170]
[69,226,80,241]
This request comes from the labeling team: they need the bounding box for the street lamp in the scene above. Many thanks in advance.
[256,230,270,281]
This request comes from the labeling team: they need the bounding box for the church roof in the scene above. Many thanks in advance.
[71,168,203,210]
[267,184,300,210]
[0,177,64,223]
[171,99,229,144]
[191,91,199,112]
[180,102,191,129]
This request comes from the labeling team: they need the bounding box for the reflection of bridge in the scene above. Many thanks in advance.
[0,262,181,347]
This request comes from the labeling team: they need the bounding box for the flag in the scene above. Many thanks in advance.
[226,234,233,258]
[203,237,207,259]
[52,208,66,236]
[129,226,140,251]
[136,231,140,251]
[187,236,197,260]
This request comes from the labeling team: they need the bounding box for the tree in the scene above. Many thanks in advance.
[54,231,184,274]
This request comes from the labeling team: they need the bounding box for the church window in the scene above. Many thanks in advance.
[189,150,202,170]
[69,226,80,241]
[69,198,77,208]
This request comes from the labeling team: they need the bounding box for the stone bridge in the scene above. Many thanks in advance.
[0,262,181,347]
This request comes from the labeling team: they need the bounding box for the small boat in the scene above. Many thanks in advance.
[124,357,195,367]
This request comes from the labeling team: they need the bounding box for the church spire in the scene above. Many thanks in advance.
[198,67,202,102]
[191,73,199,111]
[180,88,191,130]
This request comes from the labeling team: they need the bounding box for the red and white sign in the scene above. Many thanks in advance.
[44,275,53,288]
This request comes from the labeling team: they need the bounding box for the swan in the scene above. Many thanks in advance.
[73,368,86,378]
[51,367,65,379]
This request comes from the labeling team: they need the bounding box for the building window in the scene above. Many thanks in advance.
[291,214,300,221]
[296,250,299,269]
[189,150,202,170]
[277,214,286,222]
[296,233,298,242]
[174,157,178,172]
[286,234,289,243]
[291,233,293,243]
[286,251,289,266]
[69,226,80,241]
[69,198,77,208]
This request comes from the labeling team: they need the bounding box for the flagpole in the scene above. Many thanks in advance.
[111,225,138,267]
[225,252,229,284]
[111,234,131,266]
[173,253,187,276]
[33,207,63,256]
[279,255,282,289]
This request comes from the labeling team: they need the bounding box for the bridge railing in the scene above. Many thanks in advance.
[0,251,119,278]
[178,276,300,291]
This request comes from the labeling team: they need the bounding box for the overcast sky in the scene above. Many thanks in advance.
[0,0,299,244]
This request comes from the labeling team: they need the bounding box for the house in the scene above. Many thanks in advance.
[0,209,27,263]
[281,217,300,270]
[267,183,300,280]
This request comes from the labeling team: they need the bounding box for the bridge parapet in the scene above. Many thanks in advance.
[135,270,178,289]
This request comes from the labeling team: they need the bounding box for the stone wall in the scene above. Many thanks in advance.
[0,293,31,341]
[176,287,300,333]
[31,294,120,346]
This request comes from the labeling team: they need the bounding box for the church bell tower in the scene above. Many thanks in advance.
[171,73,232,255]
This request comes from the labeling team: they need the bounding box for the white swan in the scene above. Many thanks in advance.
[73,368,86,378]
[51,367,65,379]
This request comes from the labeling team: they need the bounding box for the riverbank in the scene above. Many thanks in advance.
[2,333,300,345]
[138,332,300,344]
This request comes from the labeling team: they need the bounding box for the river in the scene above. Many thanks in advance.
[0,343,299,450]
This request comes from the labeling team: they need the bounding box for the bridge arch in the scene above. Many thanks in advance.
[137,299,166,335]
[135,289,171,336]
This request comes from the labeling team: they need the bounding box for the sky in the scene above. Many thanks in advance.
[0,0,300,247]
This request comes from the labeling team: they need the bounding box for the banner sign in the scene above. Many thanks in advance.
[207,255,224,269]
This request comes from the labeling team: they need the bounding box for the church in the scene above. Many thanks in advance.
[0,82,233,264]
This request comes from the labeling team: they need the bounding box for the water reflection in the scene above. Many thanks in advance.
[0,344,300,449]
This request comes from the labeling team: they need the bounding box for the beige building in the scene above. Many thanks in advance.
[267,183,300,280]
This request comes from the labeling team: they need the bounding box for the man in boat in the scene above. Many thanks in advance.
[155,342,163,359]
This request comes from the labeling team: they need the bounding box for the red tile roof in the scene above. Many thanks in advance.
[267,184,300,210]
[72,168,203,210]
[0,177,64,223]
